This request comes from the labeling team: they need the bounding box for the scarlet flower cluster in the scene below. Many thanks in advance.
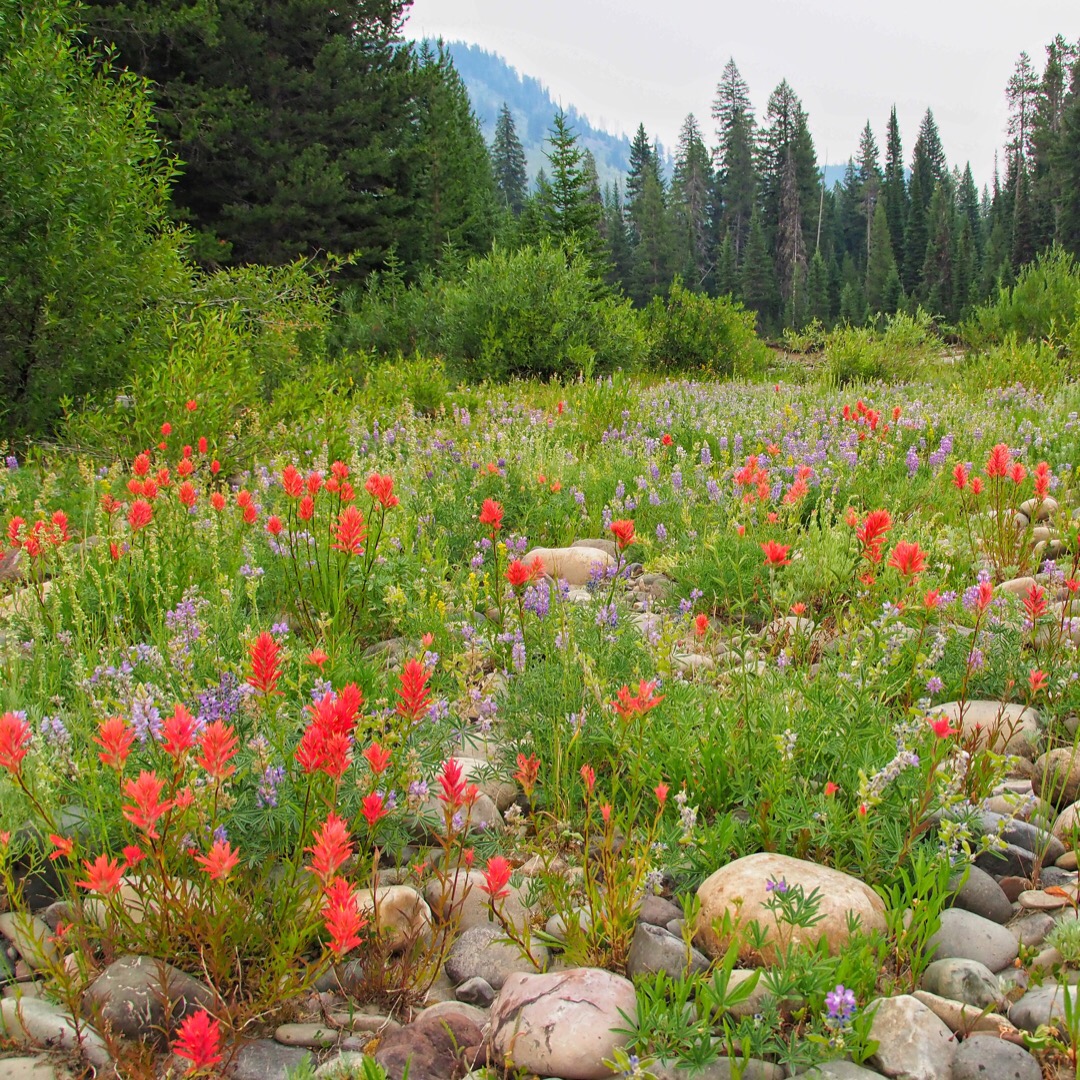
[855,509,892,564]
[396,658,432,723]
[734,455,771,504]
[295,683,363,780]
[248,632,282,696]
[841,398,881,435]
[887,540,927,580]
[0,711,31,775]
[5,511,68,557]
[611,680,665,722]
[609,519,636,550]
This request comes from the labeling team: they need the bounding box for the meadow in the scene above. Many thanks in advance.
[5,306,1080,1078]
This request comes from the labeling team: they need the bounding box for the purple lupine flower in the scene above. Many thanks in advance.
[825,984,856,1023]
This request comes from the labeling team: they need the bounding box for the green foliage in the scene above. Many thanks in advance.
[964,245,1080,350]
[439,241,645,381]
[643,280,768,377]
[0,0,190,435]
[824,309,938,385]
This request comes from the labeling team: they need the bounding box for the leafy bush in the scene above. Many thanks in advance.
[643,279,768,377]
[824,309,938,385]
[964,245,1080,349]
[438,240,646,381]
[0,0,191,436]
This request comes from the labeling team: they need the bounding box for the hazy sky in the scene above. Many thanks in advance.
[406,0,1078,189]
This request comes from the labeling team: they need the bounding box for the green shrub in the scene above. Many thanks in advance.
[0,0,191,436]
[960,333,1066,392]
[643,279,768,377]
[964,245,1080,349]
[824,309,937,385]
[438,240,646,381]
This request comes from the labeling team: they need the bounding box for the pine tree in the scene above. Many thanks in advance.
[1053,48,1080,255]
[952,214,978,317]
[865,201,899,314]
[625,123,657,222]
[670,113,714,289]
[857,122,882,272]
[807,249,832,325]
[602,183,633,290]
[740,206,779,328]
[1006,51,1041,265]
[903,110,947,296]
[629,170,676,305]
[711,58,758,260]
[921,178,956,318]
[715,230,739,299]
[541,109,604,264]
[882,107,908,280]
[759,80,819,317]
[81,0,420,273]
[409,41,496,266]
[491,102,529,215]
[955,164,983,260]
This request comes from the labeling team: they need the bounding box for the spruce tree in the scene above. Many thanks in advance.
[857,122,882,272]
[807,249,832,326]
[715,230,739,299]
[711,59,758,259]
[491,102,529,215]
[882,107,908,280]
[670,113,714,289]
[921,179,956,318]
[1031,36,1078,249]
[602,183,633,290]
[1055,53,1080,255]
[1006,51,1041,265]
[625,123,657,226]
[541,109,604,265]
[81,0,420,273]
[740,206,780,328]
[865,201,899,314]
[629,170,676,305]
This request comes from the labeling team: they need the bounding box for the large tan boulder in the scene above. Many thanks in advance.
[926,701,1040,759]
[523,546,615,586]
[694,852,886,963]
[1034,748,1080,809]
[488,968,636,1080]
[354,885,431,953]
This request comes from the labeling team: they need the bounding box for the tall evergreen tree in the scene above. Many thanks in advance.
[1058,52,1080,254]
[711,58,758,260]
[491,102,528,215]
[629,170,676,305]
[857,122,882,273]
[409,41,496,265]
[670,113,714,289]
[1005,51,1041,261]
[759,80,819,320]
[1034,37,1080,249]
[625,123,658,219]
[806,249,832,325]
[740,206,780,327]
[903,110,946,294]
[81,0,420,273]
[881,107,908,279]
[540,109,604,264]
[921,178,956,317]
[865,200,900,314]
[715,230,739,299]
[602,182,633,290]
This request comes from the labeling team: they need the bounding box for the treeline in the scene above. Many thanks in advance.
[492,46,1080,331]
[73,2,1080,337]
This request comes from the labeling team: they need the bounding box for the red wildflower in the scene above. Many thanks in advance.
[281,464,304,498]
[95,715,134,770]
[480,855,512,900]
[210,492,226,511]
[362,742,392,775]
[824,781,839,797]
[655,782,669,807]
[307,648,329,668]
[365,472,399,509]
[929,715,958,738]
[195,839,240,882]
[294,687,361,780]
[1034,461,1051,501]
[176,457,194,478]
[128,499,153,531]
[195,721,238,780]
[242,504,258,526]
[161,704,198,759]
[266,515,283,536]
[505,559,537,589]
[48,834,74,861]
[198,437,208,455]
[790,602,806,616]
[609,519,636,550]
[297,495,314,521]
[661,433,673,446]
[1023,581,1047,622]
[1030,669,1049,695]
[361,792,388,828]
[580,763,596,794]
[142,479,159,500]
[479,498,504,532]
[172,1010,223,1074]
[437,758,467,809]
[611,679,665,722]
[601,803,613,824]
[160,422,172,437]
[761,540,792,566]
[332,505,366,554]
[1010,462,1027,485]
[6,516,24,547]
[306,813,353,884]
[513,753,540,797]
[986,443,1011,478]
[123,845,145,868]
[396,658,432,723]
[888,540,927,579]
[0,711,31,774]
[122,771,173,839]
[856,509,892,563]
[924,588,942,609]
[322,877,366,957]
[76,854,124,896]
[971,477,984,495]
[974,579,995,613]
[248,632,282,696]
[694,613,709,637]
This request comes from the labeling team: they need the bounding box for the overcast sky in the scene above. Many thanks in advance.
[406,0,1078,189]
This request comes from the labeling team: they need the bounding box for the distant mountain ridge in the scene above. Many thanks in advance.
[418,39,634,192]
[417,39,856,196]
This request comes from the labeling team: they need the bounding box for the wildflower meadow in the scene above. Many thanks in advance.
[6,315,1080,1078]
